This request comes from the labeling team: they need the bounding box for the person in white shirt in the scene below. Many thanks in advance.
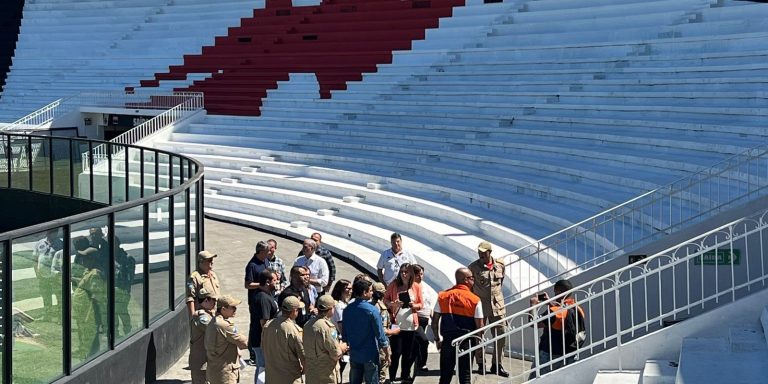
[376,233,416,285]
[412,264,437,371]
[294,238,330,289]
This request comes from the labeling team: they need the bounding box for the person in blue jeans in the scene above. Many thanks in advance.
[342,279,391,384]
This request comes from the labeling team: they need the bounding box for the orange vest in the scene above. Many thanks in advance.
[548,298,584,332]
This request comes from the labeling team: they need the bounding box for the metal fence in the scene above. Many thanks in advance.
[84,92,205,172]
[455,208,768,383]
[0,132,204,383]
[0,90,204,133]
[503,143,768,302]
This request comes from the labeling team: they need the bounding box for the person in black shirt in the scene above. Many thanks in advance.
[277,266,318,327]
[249,270,278,374]
[245,241,271,364]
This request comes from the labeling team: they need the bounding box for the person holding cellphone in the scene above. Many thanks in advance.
[383,263,423,384]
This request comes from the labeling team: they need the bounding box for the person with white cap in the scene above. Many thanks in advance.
[303,295,349,384]
[187,250,221,320]
[262,296,307,384]
[205,295,248,384]
[189,288,217,384]
[467,241,509,377]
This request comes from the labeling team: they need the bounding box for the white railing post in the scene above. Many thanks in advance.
[503,143,768,304]
[83,92,203,172]
[454,207,768,382]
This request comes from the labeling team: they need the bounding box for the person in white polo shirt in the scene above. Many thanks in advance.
[294,238,330,290]
[377,233,416,285]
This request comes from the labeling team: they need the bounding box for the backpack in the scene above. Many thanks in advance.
[565,306,587,350]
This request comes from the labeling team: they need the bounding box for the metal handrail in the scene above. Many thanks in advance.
[0,90,203,133]
[0,133,203,241]
[455,207,768,382]
[83,93,204,172]
[502,143,768,302]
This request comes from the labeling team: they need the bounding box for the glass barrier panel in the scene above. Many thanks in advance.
[30,136,51,194]
[0,241,5,382]
[171,155,182,188]
[142,149,157,197]
[114,206,145,344]
[173,193,188,304]
[189,181,199,269]
[51,137,72,197]
[0,136,9,188]
[10,136,30,191]
[127,147,142,201]
[90,145,110,205]
[70,139,91,200]
[158,153,170,193]
[148,198,171,322]
[70,216,110,368]
[110,144,128,205]
[12,229,65,383]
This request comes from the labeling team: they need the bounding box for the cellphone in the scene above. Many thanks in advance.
[537,293,547,301]
[398,291,411,305]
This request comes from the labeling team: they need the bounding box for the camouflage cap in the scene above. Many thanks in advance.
[198,250,217,260]
[373,282,386,293]
[217,295,241,308]
[316,295,336,311]
[198,287,217,300]
[281,295,305,311]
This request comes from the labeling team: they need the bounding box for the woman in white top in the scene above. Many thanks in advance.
[330,279,352,383]
[412,264,437,371]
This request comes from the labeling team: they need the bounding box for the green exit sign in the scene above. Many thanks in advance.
[694,249,740,266]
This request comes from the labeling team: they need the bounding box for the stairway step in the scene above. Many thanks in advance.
[593,370,640,384]
[641,360,677,384]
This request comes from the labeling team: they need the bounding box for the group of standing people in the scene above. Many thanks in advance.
[185,231,543,384]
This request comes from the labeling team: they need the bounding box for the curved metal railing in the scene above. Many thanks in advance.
[0,132,204,384]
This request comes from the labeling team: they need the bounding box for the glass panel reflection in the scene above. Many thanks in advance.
[90,144,110,205]
[114,206,144,343]
[30,136,51,194]
[174,193,187,304]
[70,139,90,200]
[70,217,110,367]
[0,136,9,188]
[158,153,170,192]
[0,241,4,381]
[12,229,64,383]
[10,136,30,190]
[143,149,157,197]
[189,182,198,269]
[51,137,72,196]
[127,147,142,201]
[110,144,128,205]
[149,198,171,321]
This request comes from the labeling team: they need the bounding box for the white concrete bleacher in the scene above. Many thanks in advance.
[0,0,263,121]
[149,0,768,294]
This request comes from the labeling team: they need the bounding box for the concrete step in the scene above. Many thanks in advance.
[592,370,640,384]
